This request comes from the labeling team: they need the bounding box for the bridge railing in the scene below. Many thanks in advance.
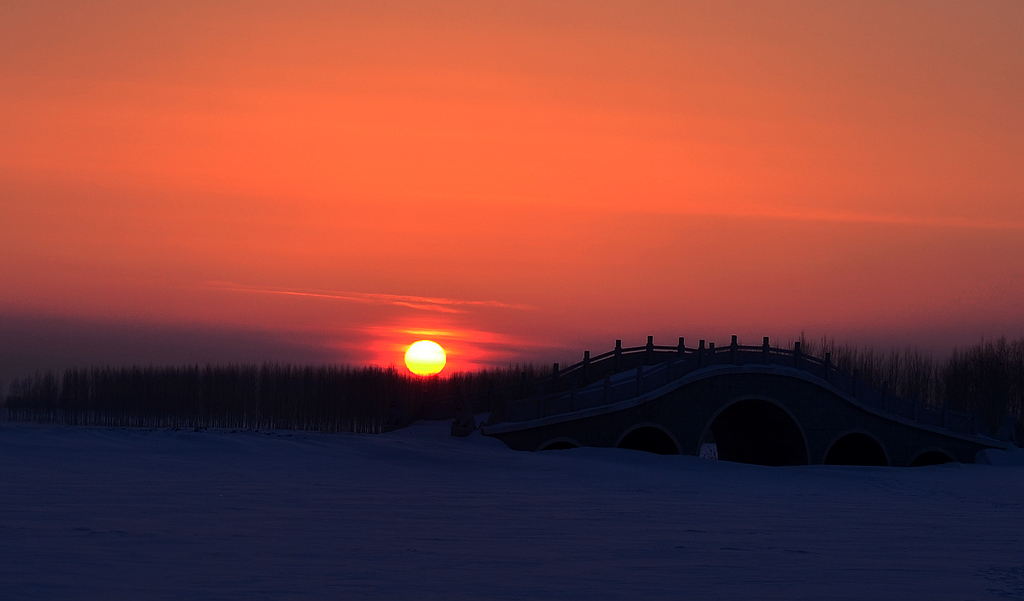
[481,336,980,438]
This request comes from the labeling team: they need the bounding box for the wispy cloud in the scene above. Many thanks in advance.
[358,323,554,348]
[671,206,1024,231]
[205,282,531,314]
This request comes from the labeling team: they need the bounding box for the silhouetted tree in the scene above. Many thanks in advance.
[1,363,533,431]
[4,338,1021,436]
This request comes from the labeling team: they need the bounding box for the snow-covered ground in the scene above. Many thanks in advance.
[1,421,1023,600]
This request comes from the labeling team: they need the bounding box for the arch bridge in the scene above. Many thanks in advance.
[476,337,1012,466]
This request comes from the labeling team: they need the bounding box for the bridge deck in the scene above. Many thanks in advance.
[486,339,976,437]
[473,337,1010,464]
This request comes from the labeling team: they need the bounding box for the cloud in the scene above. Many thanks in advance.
[205,282,532,314]
[669,207,1024,231]
[0,313,344,383]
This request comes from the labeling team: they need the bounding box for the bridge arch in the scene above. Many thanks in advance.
[910,448,957,467]
[537,437,582,451]
[615,423,681,455]
[824,431,890,466]
[700,395,810,466]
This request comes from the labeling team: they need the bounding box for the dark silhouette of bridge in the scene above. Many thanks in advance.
[473,337,1012,466]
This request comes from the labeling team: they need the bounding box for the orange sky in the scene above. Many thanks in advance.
[1,1,1022,377]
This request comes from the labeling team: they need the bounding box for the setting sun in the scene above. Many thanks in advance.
[404,340,446,376]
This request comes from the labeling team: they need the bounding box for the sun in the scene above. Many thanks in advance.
[404,340,446,376]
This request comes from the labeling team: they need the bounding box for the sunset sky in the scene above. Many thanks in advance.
[2,1,1022,378]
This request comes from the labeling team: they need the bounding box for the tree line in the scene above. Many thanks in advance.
[0,363,537,433]
[801,336,1024,437]
[1,337,1021,437]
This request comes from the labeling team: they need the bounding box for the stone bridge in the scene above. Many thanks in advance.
[476,337,1011,466]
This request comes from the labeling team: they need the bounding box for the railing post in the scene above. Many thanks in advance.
[614,339,622,371]
[678,337,685,355]
[698,340,705,367]
[646,336,654,364]
[762,336,770,364]
[708,342,715,364]
[730,335,738,364]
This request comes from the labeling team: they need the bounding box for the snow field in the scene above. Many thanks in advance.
[1,422,1022,600]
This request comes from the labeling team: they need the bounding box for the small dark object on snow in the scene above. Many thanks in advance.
[451,403,476,437]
